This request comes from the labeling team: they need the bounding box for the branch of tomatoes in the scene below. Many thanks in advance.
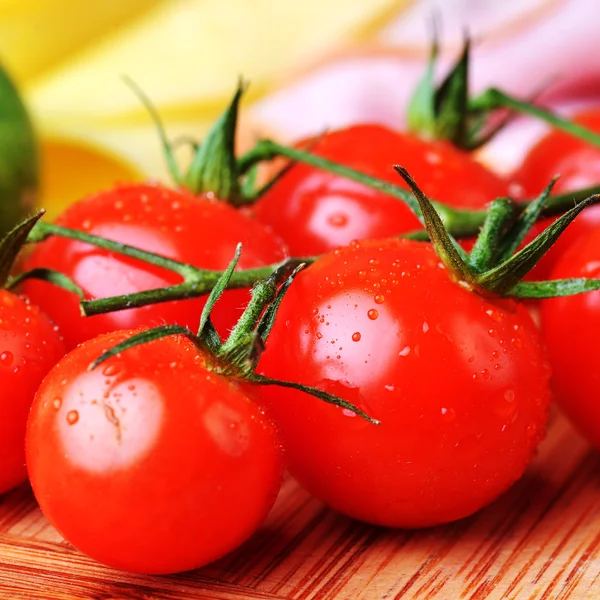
[23,173,600,319]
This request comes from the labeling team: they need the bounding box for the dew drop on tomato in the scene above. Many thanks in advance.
[0,350,13,366]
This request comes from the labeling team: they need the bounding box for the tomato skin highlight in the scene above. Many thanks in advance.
[258,238,551,528]
[26,330,283,574]
[253,125,511,256]
[514,108,600,276]
[540,229,600,450]
[0,290,65,495]
[23,183,287,350]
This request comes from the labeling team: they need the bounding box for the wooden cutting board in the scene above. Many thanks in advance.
[1,409,599,600]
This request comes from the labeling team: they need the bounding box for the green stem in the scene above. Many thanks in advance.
[470,88,600,148]
[30,221,196,278]
[81,258,311,316]
[24,180,600,317]
[467,198,514,273]
[238,140,600,235]
[236,139,422,218]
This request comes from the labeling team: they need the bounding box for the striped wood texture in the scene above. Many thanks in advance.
[1,409,599,600]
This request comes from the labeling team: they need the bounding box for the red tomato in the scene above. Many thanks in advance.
[253,124,512,256]
[258,238,550,528]
[0,290,65,494]
[513,109,600,276]
[23,183,287,350]
[540,228,600,449]
[26,329,283,574]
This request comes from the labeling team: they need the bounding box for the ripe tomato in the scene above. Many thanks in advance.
[26,329,283,574]
[540,228,600,449]
[513,108,600,275]
[0,290,65,495]
[252,125,512,256]
[258,238,550,528]
[23,183,286,350]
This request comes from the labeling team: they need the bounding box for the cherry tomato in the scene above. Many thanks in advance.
[540,228,600,449]
[513,108,600,275]
[0,290,65,494]
[253,125,512,256]
[26,329,283,574]
[23,183,287,350]
[258,238,550,528]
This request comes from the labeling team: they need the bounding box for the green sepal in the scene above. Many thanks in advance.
[407,35,438,137]
[240,163,259,200]
[89,325,196,371]
[197,243,242,351]
[6,267,84,299]
[256,263,305,346]
[394,165,473,283]
[184,82,244,202]
[0,211,44,287]
[433,38,470,147]
[495,177,557,263]
[215,259,307,372]
[251,373,380,425]
[467,198,515,274]
[476,194,599,294]
[407,39,488,150]
[123,76,183,186]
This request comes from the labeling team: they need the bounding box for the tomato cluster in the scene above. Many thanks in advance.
[4,88,600,577]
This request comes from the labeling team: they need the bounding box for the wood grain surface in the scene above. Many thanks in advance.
[1,409,599,600]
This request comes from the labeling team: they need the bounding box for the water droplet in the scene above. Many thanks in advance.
[316,332,323,340]
[384,384,395,392]
[441,407,456,421]
[398,346,411,357]
[488,329,497,338]
[0,351,13,366]
[369,258,379,266]
[422,322,429,333]
[342,409,357,418]
[374,294,385,304]
[481,369,490,380]
[328,213,348,227]
[526,424,538,438]
[52,398,62,410]
[367,309,379,320]
[312,308,319,315]
[352,332,361,342]
[504,390,515,402]
[66,410,79,425]
[102,364,121,377]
